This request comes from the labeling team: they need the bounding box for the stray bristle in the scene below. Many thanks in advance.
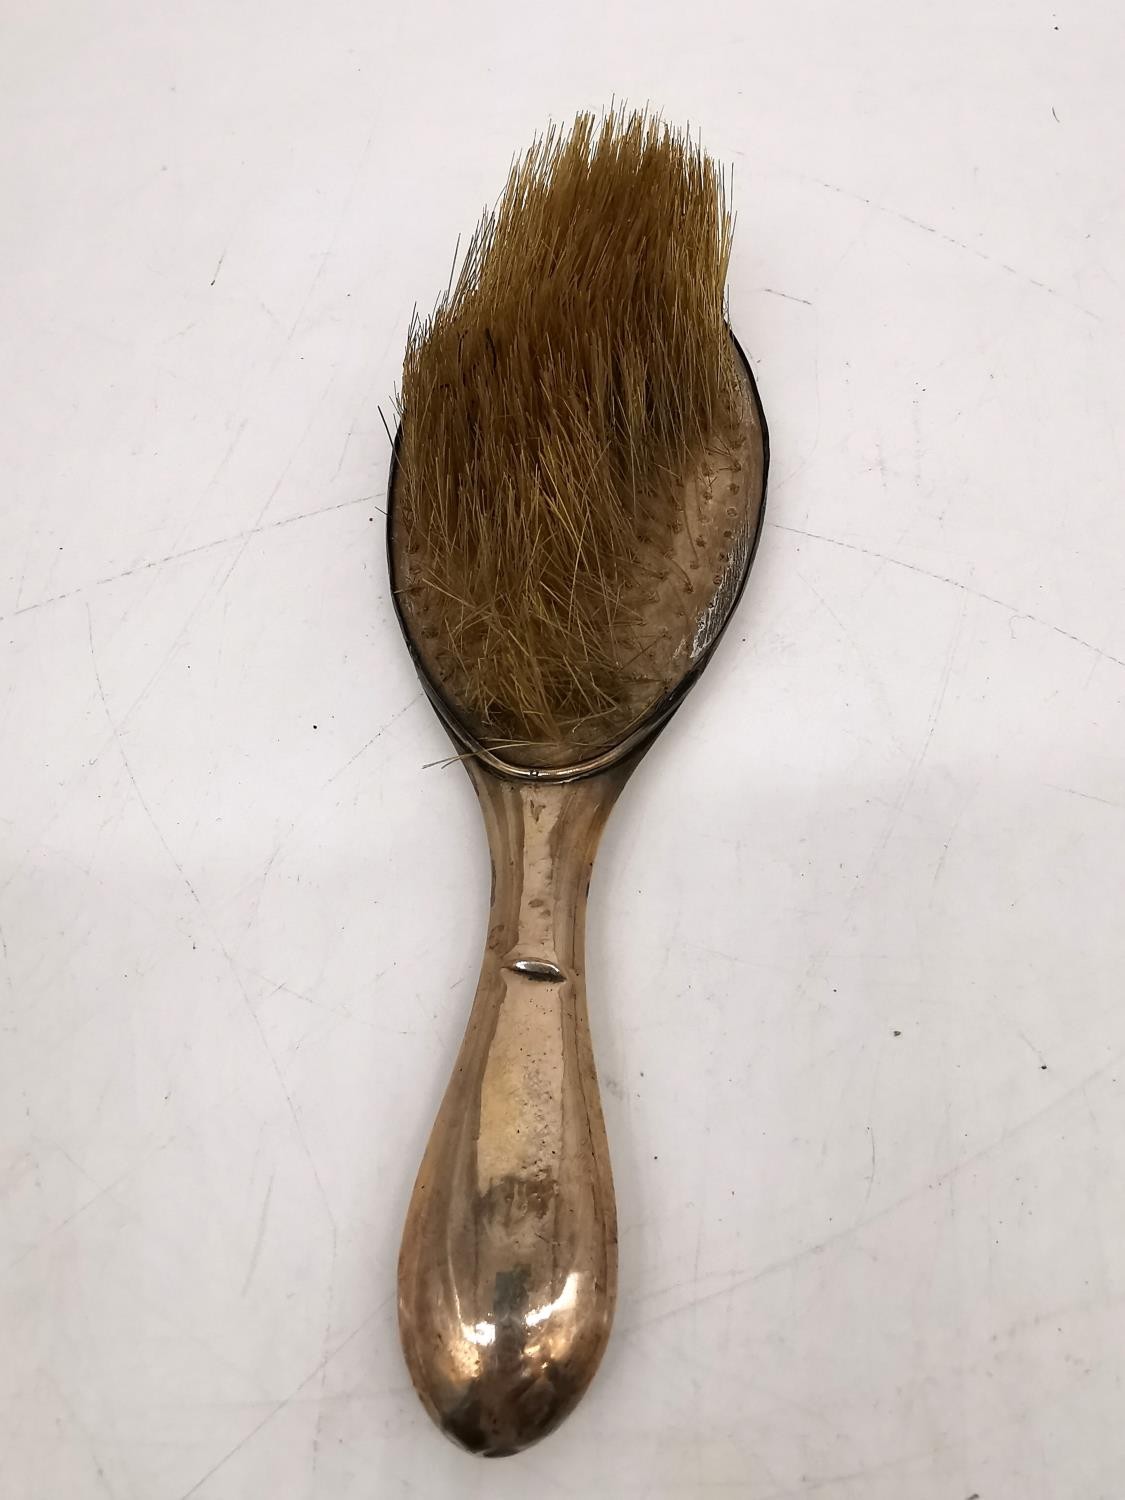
[396,108,739,751]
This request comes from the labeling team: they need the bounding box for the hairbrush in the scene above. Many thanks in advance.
[387,109,768,1455]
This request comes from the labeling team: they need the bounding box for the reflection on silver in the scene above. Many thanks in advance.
[691,520,751,662]
[524,1270,579,1327]
[462,1320,497,1347]
[509,958,565,981]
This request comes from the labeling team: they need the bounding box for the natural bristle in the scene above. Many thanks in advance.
[395,108,741,754]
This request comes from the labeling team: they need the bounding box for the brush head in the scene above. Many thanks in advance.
[390,109,766,772]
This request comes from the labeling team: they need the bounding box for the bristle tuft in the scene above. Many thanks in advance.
[396,108,738,750]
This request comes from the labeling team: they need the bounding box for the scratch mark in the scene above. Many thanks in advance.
[89,605,338,1299]
[1014,1028,1048,1070]
[210,368,342,600]
[865,588,964,876]
[753,1447,973,1499]
[863,1124,877,1210]
[3,1143,172,1274]
[236,693,420,939]
[87,606,201,904]
[203,943,344,1485]
[310,1248,338,1478]
[332,394,374,480]
[209,249,226,287]
[231,960,409,1033]
[12,541,31,614]
[769,522,1125,672]
[176,1299,391,1499]
[41,1138,100,1187]
[160,319,200,344]
[4,493,377,624]
[70,396,355,768]
[240,1173,275,1296]
[1046,783,1124,812]
[874,439,888,496]
[0,918,12,1002]
[930,802,968,896]
[803,173,1102,321]
[240,845,284,939]
[320,695,420,792]
[235,970,336,1238]
[45,1373,118,1498]
[795,568,851,639]
[629,1039,1125,1335]
[761,286,813,307]
[770,349,821,492]
[285,121,379,341]
[200,412,250,491]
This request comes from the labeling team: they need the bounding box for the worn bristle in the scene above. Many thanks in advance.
[396,108,739,751]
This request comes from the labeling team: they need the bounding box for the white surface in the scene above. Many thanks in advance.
[2,2,1124,1496]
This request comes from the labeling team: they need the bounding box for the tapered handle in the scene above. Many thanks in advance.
[397,760,631,1455]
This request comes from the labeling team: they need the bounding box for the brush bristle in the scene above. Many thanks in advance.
[395,108,740,753]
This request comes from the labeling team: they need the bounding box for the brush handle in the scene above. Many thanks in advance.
[397,759,631,1456]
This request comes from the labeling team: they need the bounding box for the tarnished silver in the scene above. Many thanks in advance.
[388,331,768,1455]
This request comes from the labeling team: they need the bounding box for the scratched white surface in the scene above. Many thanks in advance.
[3,1,1125,1497]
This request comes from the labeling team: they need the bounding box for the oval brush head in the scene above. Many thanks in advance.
[392,109,762,769]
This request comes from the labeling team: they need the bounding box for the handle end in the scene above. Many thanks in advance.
[399,1255,613,1456]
